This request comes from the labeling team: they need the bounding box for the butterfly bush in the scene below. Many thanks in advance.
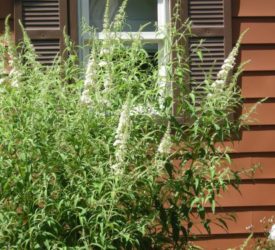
[158,122,172,155]
[0,2,256,249]
[112,98,131,174]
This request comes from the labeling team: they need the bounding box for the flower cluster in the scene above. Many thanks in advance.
[113,0,128,31]
[84,57,96,89]
[80,89,92,105]
[0,78,5,85]
[8,54,22,88]
[9,67,22,88]
[99,40,114,92]
[80,56,96,105]
[212,44,239,90]
[269,224,275,241]
[158,122,172,155]
[112,99,131,174]
[100,40,111,57]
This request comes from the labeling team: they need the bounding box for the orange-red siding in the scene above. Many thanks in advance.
[195,0,275,249]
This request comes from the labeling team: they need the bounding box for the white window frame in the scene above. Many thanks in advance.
[78,0,171,68]
[78,0,172,104]
[79,0,170,41]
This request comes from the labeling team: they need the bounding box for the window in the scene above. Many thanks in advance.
[78,0,232,113]
[88,0,158,32]
[13,0,232,87]
[78,0,171,87]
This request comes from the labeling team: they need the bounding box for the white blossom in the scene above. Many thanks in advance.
[80,89,92,105]
[130,105,160,116]
[110,163,122,174]
[114,100,130,148]
[245,224,253,231]
[112,99,131,173]
[9,68,21,88]
[158,122,172,155]
[81,54,97,105]
[84,58,96,88]
[215,80,224,86]
[0,78,6,85]
[100,47,110,57]
[114,130,129,162]
[11,79,20,88]
[221,63,233,71]
[98,60,108,68]
[211,44,239,90]
[103,74,112,90]
[7,54,22,88]
[269,225,275,241]
[216,70,227,80]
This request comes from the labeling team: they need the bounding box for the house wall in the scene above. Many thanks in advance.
[195,0,275,249]
[1,0,275,249]
[0,0,14,34]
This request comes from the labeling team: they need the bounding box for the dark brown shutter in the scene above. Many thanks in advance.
[14,0,68,65]
[187,0,232,101]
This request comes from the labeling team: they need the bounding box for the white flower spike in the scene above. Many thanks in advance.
[112,98,131,174]
[84,58,96,88]
[158,122,172,155]
[80,89,92,105]
[269,224,275,241]
[0,78,6,85]
[210,38,241,92]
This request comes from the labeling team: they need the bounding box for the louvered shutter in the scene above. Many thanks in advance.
[187,0,232,101]
[14,0,68,65]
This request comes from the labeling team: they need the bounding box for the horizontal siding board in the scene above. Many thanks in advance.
[191,210,274,235]
[243,102,275,125]
[233,18,275,44]
[233,0,275,17]
[230,155,275,179]
[239,46,275,71]
[216,183,275,207]
[194,0,275,248]
[174,154,275,180]
[194,237,258,250]
[241,72,275,98]
[219,128,275,153]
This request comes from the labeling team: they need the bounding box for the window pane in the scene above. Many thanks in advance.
[89,0,157,32]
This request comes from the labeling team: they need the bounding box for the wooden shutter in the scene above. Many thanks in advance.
[14,0,68,65]
[187,0,232,101]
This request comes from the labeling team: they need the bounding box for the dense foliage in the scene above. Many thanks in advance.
[0,2,250,249]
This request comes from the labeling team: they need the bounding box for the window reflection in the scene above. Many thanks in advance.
[89,0,157,32]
